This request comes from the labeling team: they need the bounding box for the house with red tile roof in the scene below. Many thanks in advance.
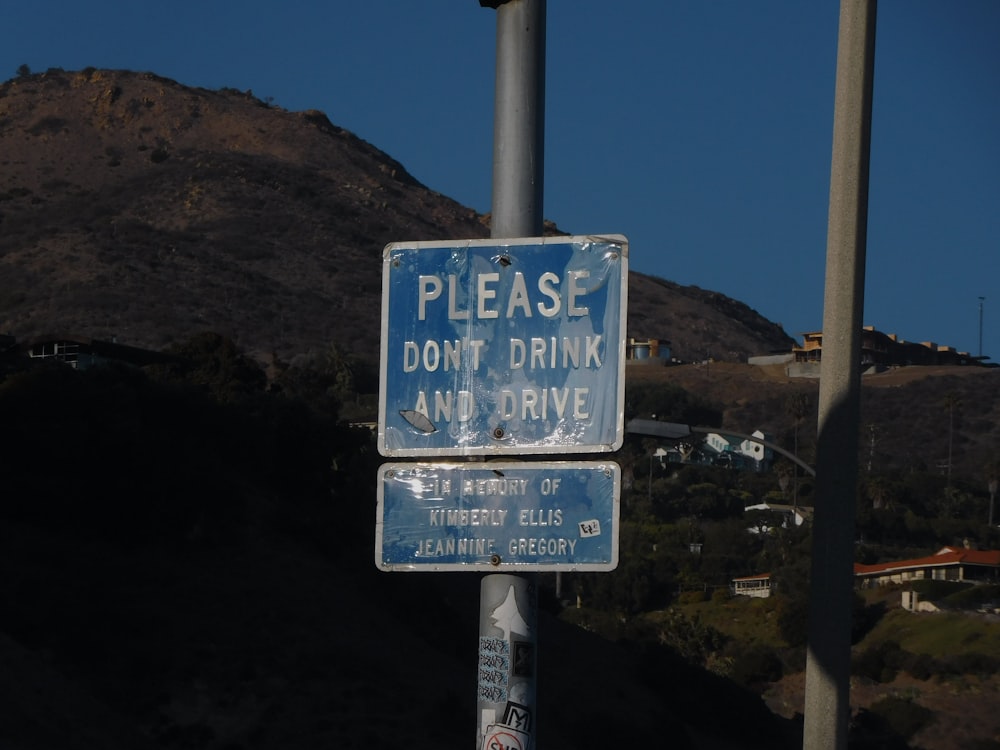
[854,546,1000,589]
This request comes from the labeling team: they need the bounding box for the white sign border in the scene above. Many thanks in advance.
[376,234,628,458]
[375,460,621,573]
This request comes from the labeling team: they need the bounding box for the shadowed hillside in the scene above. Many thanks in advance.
[0,356,797,750]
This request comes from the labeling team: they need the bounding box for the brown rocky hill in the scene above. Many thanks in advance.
[0,68,794,367]
[3,68,996,480]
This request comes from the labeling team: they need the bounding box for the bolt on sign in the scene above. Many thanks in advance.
[377,235,628,457]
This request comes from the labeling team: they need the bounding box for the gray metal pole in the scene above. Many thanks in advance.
[477,575,538,750]
[479,2,545,748]
[803,2,876,749]
[489,0,545,238]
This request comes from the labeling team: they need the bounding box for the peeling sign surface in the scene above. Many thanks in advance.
[377,235,628,457]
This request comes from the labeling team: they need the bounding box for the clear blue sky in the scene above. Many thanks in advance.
[4,1,998,359]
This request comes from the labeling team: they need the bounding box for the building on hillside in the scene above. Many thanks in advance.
[743,502,812,533]
[653,427,776,472]
[854,546,1000,588]
[792,326,984,368]
[16,334,172,370]
[900,590,945,613]
[702,429,774,471]
[626,337,672,366]
[750,325,991,376]
[732,573,772,598]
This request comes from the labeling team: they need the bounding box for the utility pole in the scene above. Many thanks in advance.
[803,2,877,750]
[478,2,545,749]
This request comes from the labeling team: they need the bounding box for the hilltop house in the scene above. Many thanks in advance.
[749,325,989,375]
[792,326,983,367]
[625,337,672,366]
[854,545,1000,588]
[13,334,172,370]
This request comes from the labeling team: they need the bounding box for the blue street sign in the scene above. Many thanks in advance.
[377,235,628,457]
[375,462,620,572]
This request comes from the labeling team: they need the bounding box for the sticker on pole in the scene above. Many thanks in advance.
[375,461,620,572]
[377,235,628,457]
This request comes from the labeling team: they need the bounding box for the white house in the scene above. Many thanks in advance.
[743,502,812,533]
[854,546,1000,588]
[703,429,774,470]
[732,573,772,598]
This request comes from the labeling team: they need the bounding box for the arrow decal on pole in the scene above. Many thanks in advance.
[491,585,530,640]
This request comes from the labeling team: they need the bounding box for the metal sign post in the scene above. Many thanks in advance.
[374,4,625,750]
[478,575,537,750]
[479,2,546,747]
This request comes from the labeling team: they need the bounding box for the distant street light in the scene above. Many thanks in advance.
[625,418,816,478]
[979,296,986,359]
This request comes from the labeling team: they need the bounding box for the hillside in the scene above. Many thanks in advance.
[0,66,804,750]
[0,357,797,750]
[0,68,794,366]
[3,66,999,750]
[630,361,1000,486]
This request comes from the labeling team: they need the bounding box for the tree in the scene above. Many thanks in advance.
[581,530,662,614]
[272,344,358,419]
[785,392,812,508]
[641,437,659,510]
[624,382,722,426]
[655,608,727,668]
[155,332,266,404]
[865,422,880,473]
[985,458,1000,527]
[745,509,775,536]
[865,475,897,512]
[942,392,961,488]
[776,462,793,501]
[16,63,31,78]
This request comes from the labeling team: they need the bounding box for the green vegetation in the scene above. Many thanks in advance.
[3,341,998,747]
[853,695,935,748]
[551,377,1000,732]
[0,333,379,550]
[7,348,982,634]
[674,595,785,650]
[858,609,1000,662]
